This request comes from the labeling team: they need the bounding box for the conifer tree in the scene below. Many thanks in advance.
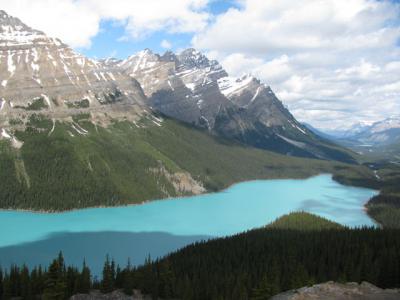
[20,265,31,299]
[43,253,66,300]
[77,260,91,294]
[123,259,134,296]
[101,255,114,293]
[0,267,3,300]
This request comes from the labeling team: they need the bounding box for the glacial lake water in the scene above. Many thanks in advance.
[0,174,378,274]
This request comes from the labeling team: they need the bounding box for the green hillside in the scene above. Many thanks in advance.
[267,212,344,230]
[363,161,400,228]
[0,114,375,211]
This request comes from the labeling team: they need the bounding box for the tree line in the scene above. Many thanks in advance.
[1,226,400,299]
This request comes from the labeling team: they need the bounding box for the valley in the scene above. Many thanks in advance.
[0,10,373,213]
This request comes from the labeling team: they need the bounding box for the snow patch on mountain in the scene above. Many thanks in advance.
[370,116,400,133]
[217,75,254,97]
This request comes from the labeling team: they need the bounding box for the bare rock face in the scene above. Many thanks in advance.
[117,47,304,133]
[117,47,356,161]
[271,281,400,300]
[0,10,147,132]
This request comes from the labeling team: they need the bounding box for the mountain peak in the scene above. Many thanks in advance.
[0,10,41,33]
[161,50,177,62]
[177,48,211,69]
[370,116,400,133]
[120,49,161,75]
[0,10,11,19]
[0,10,147,118]
[0,10,51,48]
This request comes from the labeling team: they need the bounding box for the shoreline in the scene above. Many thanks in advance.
[0,172,379,215]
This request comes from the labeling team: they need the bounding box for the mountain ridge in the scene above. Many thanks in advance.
[0,9,356,162]
[113,47,356,162]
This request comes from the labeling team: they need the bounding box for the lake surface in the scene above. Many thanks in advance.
[0,174,378,273]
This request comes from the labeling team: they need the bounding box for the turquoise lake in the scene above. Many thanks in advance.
[0,174,378,273]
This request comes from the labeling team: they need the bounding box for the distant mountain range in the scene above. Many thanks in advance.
[307,116,400,148]
[349,117,400,146]
[305,117,400,162]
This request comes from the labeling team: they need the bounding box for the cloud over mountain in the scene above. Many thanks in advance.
[193,0,400,129]
[1,0,399,129]
[0,0,210,48]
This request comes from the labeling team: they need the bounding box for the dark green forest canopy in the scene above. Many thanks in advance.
[266,211,344,230]
[1,213,399,300]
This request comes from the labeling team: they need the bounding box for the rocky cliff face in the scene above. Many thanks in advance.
[0,10,147,134]
[116,48,354,161]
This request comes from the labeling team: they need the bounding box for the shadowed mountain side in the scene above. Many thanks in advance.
[0,231,211,276]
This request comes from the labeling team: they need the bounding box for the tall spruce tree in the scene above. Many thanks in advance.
[101,255,115,293]
[43,253,66,300]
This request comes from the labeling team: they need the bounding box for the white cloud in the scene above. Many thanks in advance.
[161,39,172,49]
[1,0,100,48]
[193,0,400,129]
[0,0,210,48]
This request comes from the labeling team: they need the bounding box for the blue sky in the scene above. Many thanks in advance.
[81,22,193,59]
[80,0,238,59]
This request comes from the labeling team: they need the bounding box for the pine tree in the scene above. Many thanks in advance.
[0,267,3,300]
[20,265,31,299]
[65,266,79,297]
[123,259,134,296]
[115,265,122,289]
[8,265,20,298]
[158,260,174,297]
[43,253,66,300]
[2,274,12,300]
[77,260,91,294]
[101,255,114,293]
[251,273,279,300]
[30,265,45,297]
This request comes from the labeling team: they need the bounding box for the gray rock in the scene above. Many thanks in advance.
[0,9,147,132]
[271,281,400,300]
[70,289,151,300]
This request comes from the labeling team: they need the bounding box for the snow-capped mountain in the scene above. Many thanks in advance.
[308,117,400,153]
[342,122,372,138]
[114,47,354,161]
[0,9,147,126]
[310,122,372,139]
[352,116,400,146]
[0,10,355,162]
